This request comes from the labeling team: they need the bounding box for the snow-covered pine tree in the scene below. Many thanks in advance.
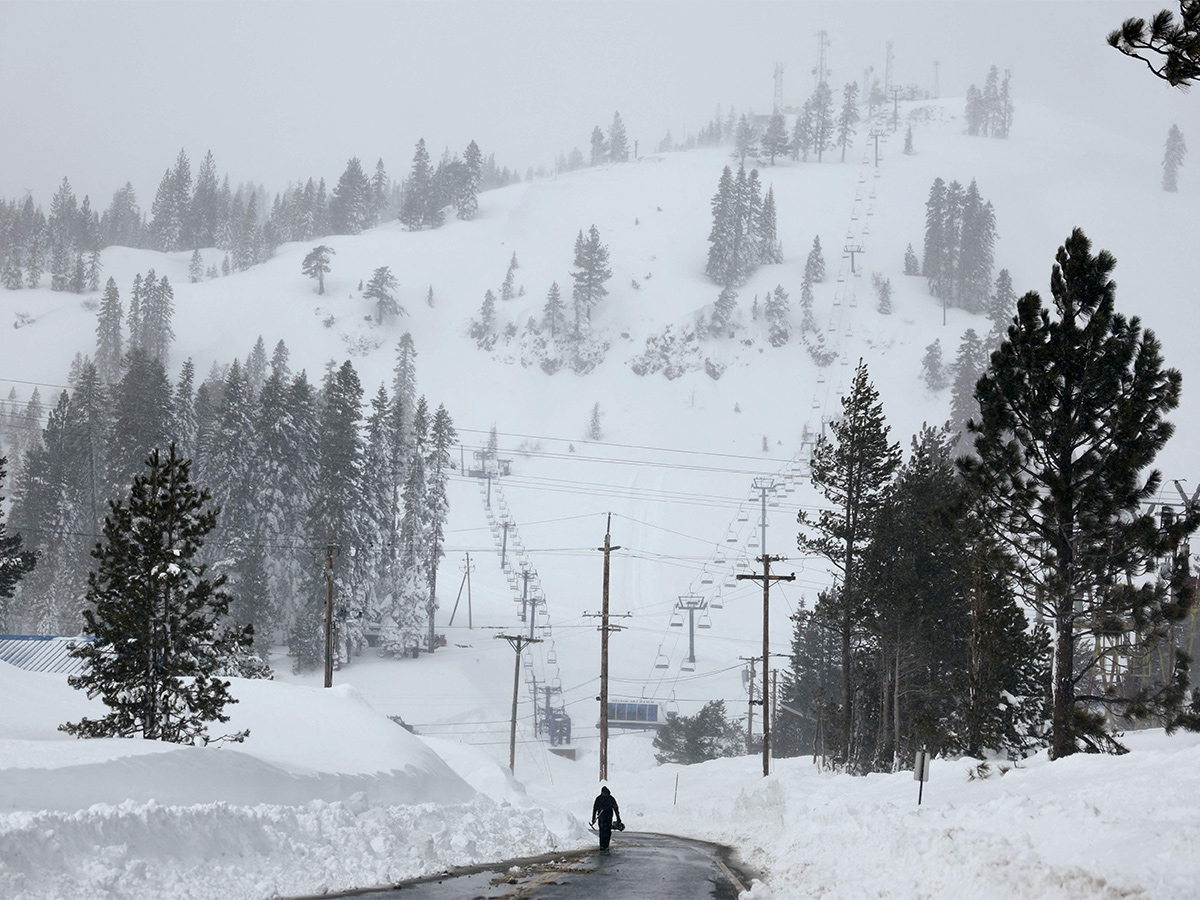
[922,178,948,300]
[837,81,860,162]
[734,114,757,163]
[710,285,738,336]
[765,284,790,347]
[0,455,38,630]
[330,157,373,235]
[364,266,402,323]
[141,275,175,365]
[948,328,987,435]
[470,289,498,348]
[400,139,442,230]
[805,235,826,283]
[903,243,920,275]
[791,97,816,161]
[987,268,1016,343]
[173,359,198,460]
[458,140,482,220]
[61,444,253,744]
[811,82,836,162]
[543,281,567,339]
[106,349,173,499]
[587,402,603,440]
[95,277,123,384]
[590,126,608,166]
[424,403,456,650]
[763,109,789,165]
[706,166,736,285]
[301,245,334,295]
[957,180,995,313]
[758,186,783,264]
[904,124,914,155]
[1164,124,1187,192]
[188,249,203,283]
[570,225,612,324]
[921,339,947,390]
[608,111,630,162]
[190,150,221,249]
[371,158,390,221]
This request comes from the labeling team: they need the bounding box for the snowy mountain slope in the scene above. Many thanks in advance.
[3,95,1200,899]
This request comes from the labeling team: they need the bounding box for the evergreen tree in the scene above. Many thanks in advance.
[837,81,860,162]
[371,158,390,221]
[921,339,948,390]
[400,139,442,230]
[543,281,567,338]
[61,444,252,744]
[1164,124,1187,192]
[173,359,198,460]
[608,111,630,162]
[0,455,39,630]
[805,235,826,283]
[923,178,949,299]
[330,156,373,234]
[957,179,996,313]
[1108,5,1200,89]
[791,97,816,161]
[705,166,737,285]
[302,245,335,294]
[987,268,1017,343]
[797,360,901,767]
[188,249,204,283]
[734,114,757,163]
[904,243,921,276]
[652,700,743,764]
[364,266,402,323]
[710,285,738,335]
[570,225,612,325]
[95,277,123,384]
[873,272,893,314]
[424,403,456,650]
[948,328,987,435]
[810,82,836,162]
[758,186,783,264]
[471,289,498,347]
[904,124,914,155]
[458,140,482,220]
[141,274,175,365]
[590,126,608,166]
[190,151,221,249]
[960,229,1195,758]
[762,109,789,165]
[107,350,173,499]
[765,284,790,347]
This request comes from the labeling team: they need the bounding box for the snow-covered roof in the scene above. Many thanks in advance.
[0,635,89,675]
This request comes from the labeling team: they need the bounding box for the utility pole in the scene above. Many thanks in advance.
[496,633,540,773]
[753,477,775,554]
[889,86,902,132]
[595,515,621,782]
[738,555,795,776]
[500,519,511,569]
[448,552,474,628]
[744,656,757,752]
[323,536,336,688]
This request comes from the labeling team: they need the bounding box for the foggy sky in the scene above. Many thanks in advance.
[2,1,1198,205]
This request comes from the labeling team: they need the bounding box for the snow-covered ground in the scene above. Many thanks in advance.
[4,96,1200,899]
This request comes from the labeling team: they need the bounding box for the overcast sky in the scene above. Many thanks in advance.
[2,1,1198,205]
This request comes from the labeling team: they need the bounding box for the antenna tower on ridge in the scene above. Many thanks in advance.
[774,61,785,111]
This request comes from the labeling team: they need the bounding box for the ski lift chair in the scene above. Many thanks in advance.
[669,609,684,628]
[654,651,670,670]
[710,590,724,609]
[697,610,713,630]
[680,658,696,673]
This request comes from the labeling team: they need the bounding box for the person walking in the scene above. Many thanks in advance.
[590,785,623,852]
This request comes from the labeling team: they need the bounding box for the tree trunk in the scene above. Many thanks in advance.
[1050,604,1077,759]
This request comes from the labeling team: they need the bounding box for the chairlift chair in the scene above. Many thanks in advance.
[654,652,670,670]
[710,590,724,610]
[737,509,749,523]
[680,658,696,673]
[669,609,684,627]
[725,529,738,544]
[548,646,558,665]
[524,653,533,669]
[725,572,737,588]
[700,571,714,586]
[737,555,750,571]
[714,549,727,565]
[697,610,713,630]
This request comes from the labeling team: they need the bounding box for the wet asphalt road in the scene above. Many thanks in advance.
[344,832,753,900]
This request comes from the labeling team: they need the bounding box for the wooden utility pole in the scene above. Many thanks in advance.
[448,552,474,628]
[597,514,621,782]
[323,536,335,688]
[738,555,794,776]
[496,633,540,773]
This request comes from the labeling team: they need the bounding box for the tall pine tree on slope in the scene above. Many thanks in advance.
[798,360,901,769]
[571,225,612,325]
[0,455,37,630]
[62,444,253,744]
[425,403,456,651]
[960,229,1197,759]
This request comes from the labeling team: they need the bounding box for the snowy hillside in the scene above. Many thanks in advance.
[3,95,1200,899]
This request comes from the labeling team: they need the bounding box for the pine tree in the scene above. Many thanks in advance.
[921,339,947,390]
[1164,124,1187,192]
[923,178,949,300]
[570,225,612,325]
[948,328,987,435]
[471,290,497,347]
[987,268,1016,343]
[758,186,783,264]
[837,81,860,162]
[587,402,602,440]
[107,350,173,499]
[190,151,221,249]
[797,360,901,767]
[543,281,567,338]
[904,124,914,155]
[765,284,791,347]
[805,235,826,283]
[710,286,738,335]
[424,403,456,650]
[904,243,921,276]
[608,111,630,162]
[960,229,1194,758]
[762,109,789,165]
[95,278,123,384]
[61,444,252,743]
[872,272,893,314]
[302,245,335,294]
[400,139,442,230]
[330,157,372,235]
[0,455,38,630]
[364,266,402,323]
[458,140,482,220]
[811,82,836,162]
[589,126,608,166]
[141,275,175,365]
[706,166,737,285]
[957,180,996,313]
[734,114,757,163]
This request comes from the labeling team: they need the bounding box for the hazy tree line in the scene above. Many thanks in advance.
[0,141,520,290]
[0,291,457,673]
[774,231,1200,773]
[965,65,1014,139]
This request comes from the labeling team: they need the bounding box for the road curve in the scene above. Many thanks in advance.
[335,831,755,899]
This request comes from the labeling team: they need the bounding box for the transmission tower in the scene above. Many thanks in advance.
[885,40,895,95]
[813,30,831,87]
[774,61,784,111]
[933,60,940,99]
